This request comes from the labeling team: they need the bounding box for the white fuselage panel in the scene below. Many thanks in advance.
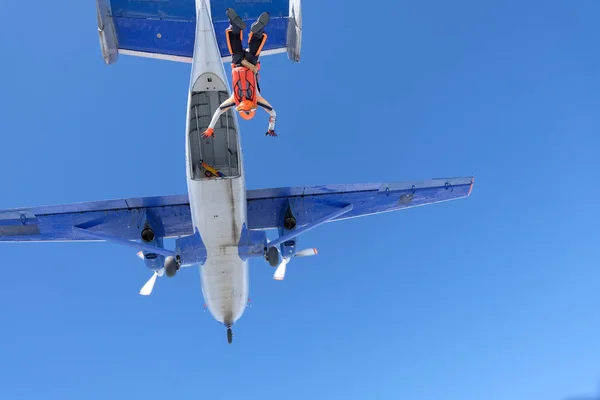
[188,178,248,326]
[183,0,249,327]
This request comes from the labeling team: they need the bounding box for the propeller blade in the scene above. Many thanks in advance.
[295,248,318,257]
[273,258,288,281]
[139,272,158,296]
[136,251,144,260]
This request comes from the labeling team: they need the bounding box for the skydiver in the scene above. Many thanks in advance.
[202,8,277,139]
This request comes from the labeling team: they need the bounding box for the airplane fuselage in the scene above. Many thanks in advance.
[184,0,249,328]
[0,0,475,347]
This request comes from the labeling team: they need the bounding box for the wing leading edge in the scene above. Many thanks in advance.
[0,178,473,243]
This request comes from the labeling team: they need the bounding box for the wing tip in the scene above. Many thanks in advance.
[467,177,475,197]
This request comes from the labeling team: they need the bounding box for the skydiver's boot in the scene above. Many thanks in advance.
[226,8,246,33]
[247,12,270,59]
[250,12,270,37]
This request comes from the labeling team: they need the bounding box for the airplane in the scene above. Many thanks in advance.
[0,0,474,344]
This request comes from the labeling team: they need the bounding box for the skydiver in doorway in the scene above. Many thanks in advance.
[202,8,278,139]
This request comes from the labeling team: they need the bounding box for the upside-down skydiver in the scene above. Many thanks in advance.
[202,8,278,139]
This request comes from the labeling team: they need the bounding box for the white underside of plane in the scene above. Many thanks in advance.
[185,0,249,327]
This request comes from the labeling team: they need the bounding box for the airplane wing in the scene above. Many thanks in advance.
[246,177,475,230]
[97,0,302,65]
[0,178,472,243]
[0,195,193,243]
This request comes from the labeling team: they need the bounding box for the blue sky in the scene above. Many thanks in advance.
[1,1,599,399]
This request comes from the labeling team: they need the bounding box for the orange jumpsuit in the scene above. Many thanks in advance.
[205,65,276,134]
[203,24,276,137]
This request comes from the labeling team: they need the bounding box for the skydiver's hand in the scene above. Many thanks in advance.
[266,130,277,137]
[202,128,215,138]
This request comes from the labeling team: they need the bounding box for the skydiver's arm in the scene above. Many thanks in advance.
[202,96,235,138]
[257,96,277,136]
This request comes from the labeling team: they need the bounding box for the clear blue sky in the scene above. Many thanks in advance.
[1,1,599,399]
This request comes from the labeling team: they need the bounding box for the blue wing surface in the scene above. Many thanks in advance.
[0,195,193,242]
[246,177,474,230]
[0,178,473,243]
[97,0,302,64]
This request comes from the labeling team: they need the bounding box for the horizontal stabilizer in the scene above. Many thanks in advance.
[97,0,302,64]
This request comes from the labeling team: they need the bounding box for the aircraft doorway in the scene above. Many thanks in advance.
[188,90,241,180]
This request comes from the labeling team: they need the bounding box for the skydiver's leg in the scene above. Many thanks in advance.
[226,8,247,64]
[248,12,270,58]
[226,29,245,65]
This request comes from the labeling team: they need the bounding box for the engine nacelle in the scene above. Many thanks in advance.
[141,227,155,243]
[280,239,296,259]
[140,248,166,272]
[283,205,297,231]
[278,201,298,258]
[138,211,166,272]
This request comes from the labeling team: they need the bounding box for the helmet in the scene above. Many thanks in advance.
[236,100,257,120]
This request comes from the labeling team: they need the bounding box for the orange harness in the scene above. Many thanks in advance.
[231,66,259,105]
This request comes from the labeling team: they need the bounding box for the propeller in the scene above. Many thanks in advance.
[137,251,166,296]
[295,248,318,257]
[273,248,318,280]
[273,258,288,281]
[139,268,165,295]
[140,272,158,295]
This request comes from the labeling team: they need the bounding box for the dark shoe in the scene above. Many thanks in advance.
[226,8,246,30]
[251,12,270,34]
